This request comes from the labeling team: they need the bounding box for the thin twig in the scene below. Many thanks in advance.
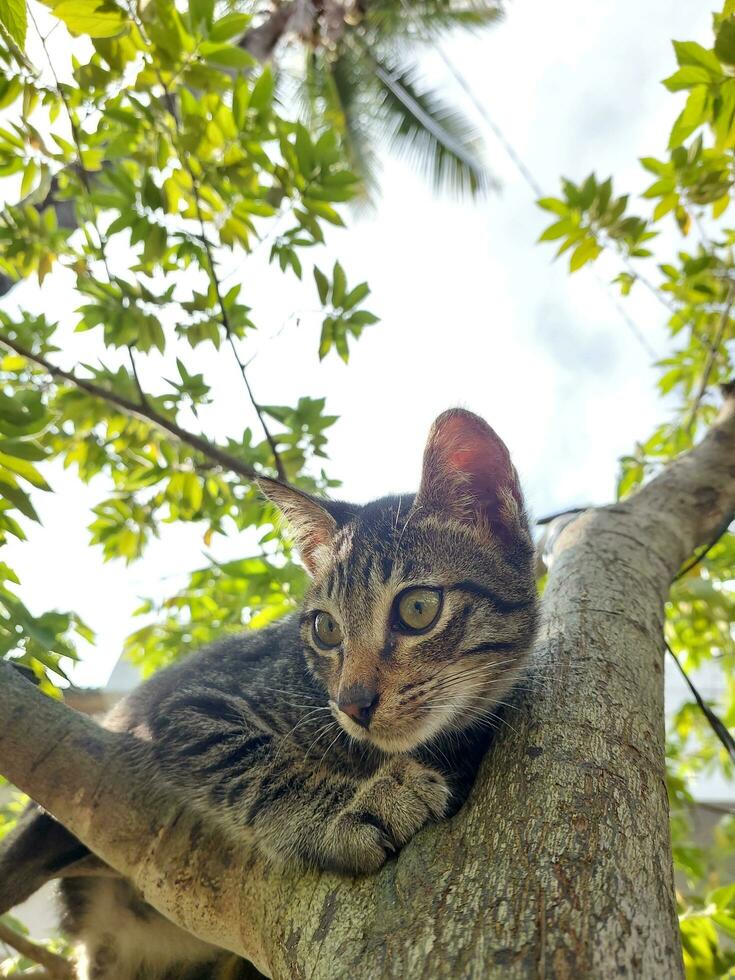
[696,800,735,816]
[32,14,159,429]
[686,281,735,434]
[392,0,665,355]
[127,346,151,410]
[0,921,74,979]
[536,506,588,527]
[30,11,110,266]
[194,202,287,482]
[428,26,672,320]
[674,510,734,580]
[123,4,287,482]
[0,331,268,484]
[665,640,735,764]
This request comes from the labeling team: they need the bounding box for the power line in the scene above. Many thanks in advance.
[393,0,660,358]
[433,40,661,358]
[433,42,544,199]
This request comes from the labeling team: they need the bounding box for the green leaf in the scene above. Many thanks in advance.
[536,197,568,216]
[20,158,37,197]
[0,0,26,46]
[347,310,379,327]
[712,912,735,939]
[668,86,708,148]
[538,218,574,242]
[44,0,126,37]
[250,67,274,113]
[709,884,735,910]
[294,124,314,177]
[0,440,46,462]
[302,199,344,226]
[332,261,346,307]
[188,0,213,34]
[232,75,249,128]
[334,322,350,363]
[343,282,369,310]
[672,40,723,77]
[313,266,330,305]
[714,77,735,149]
[319,317,334,359]
[209,12,250,42]
[0,474,39,521]
[640,157,669,176]
[199,41,254,70]
[0,452,50,490]
[715,18,735,66]
[569,237,601,272]
[662,66,713,92]
[370,56,489,198]
[653,192,678,221]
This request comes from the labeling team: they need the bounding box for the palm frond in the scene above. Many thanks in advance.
[360,49,492,197]
[363,1,503,41]
[292,47,381,202]
[328,52,383,200]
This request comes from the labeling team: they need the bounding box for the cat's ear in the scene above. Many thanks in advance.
[415,409,526,544]
[258,478,338,575]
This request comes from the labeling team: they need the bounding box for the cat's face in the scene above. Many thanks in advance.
[299,503,537,752]
[262,409,537,754]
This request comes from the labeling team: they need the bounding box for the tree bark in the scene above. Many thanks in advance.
[2,388,734,978]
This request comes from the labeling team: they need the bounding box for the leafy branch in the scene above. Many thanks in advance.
[120,6,288,483]
[0,918,73,979]
[0,330,267,485]
[686,281,735,432]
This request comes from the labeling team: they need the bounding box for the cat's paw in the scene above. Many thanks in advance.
[321,758,451,873]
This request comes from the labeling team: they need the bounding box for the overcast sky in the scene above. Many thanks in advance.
[1,0,712,691]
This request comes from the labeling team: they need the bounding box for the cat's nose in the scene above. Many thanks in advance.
[337,685,379,728]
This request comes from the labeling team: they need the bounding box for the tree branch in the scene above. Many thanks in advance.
[0,331,266,484]
[622,379,735,575]
[0,5,295,300]
[191,180,287,483]
[5,389,735,977]
[114,6,289,484]
[686,284,735,433]
[0,920,74,979]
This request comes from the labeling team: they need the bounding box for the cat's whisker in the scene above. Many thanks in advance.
[429,659,522,687]
[257,686,326,704]
[426,672,515,699]
[399,658,521,704]
[282,701,331,711]
[272,707,333,763]
[393,494,403,534]
[303,720,340,760]
[394,502,422,559]
[316,727,346,769]
[473,709,521,737]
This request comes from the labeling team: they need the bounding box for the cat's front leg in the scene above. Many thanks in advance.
[320,756,451,873]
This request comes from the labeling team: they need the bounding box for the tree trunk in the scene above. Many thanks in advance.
[2,388,734,979]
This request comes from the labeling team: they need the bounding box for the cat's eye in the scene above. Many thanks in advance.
[313,612,343,649]
[396,587,442,632]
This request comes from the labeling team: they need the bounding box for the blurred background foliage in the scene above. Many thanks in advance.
[537,5,735,974]
[0,0,733,977]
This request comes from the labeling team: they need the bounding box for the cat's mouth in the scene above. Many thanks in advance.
[329,699,464,754]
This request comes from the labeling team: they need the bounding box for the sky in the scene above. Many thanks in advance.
[1,0,714,698]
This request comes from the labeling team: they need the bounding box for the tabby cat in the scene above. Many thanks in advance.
[0,408,538,980]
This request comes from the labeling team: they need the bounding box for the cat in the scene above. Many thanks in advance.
[0,408,538,980]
